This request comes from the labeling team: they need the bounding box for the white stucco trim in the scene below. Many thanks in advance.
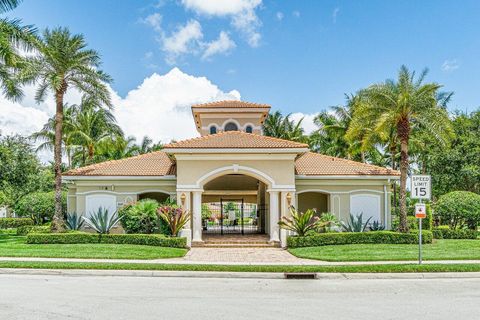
[221,118,242,131]
[76,190,175,196]
[297,189,386,195]
[296,175,400,180]
[62,175,177,182]
[196,164,276,188]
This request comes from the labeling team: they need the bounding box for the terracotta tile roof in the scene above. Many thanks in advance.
[191,100,270,109]
[63,151,175,176]
[295,152,400,176]
[163,131,309,149]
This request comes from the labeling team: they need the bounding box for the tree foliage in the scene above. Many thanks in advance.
[434,191,480,230]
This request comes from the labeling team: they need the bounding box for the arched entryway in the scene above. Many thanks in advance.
[201,174,268,235]
[138,191,171,204]
[188,165,283,244]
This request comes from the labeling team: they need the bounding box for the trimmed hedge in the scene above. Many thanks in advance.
[16,225,51,236]
[0,218,33,229]
[26,233,187,248]
[432,227,478,239]
[287,231,433,248]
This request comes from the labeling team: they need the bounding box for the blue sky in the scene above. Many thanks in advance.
[10,0,480,112]
[2,0,480,146]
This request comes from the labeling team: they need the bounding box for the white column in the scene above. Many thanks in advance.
[192,191,203,243]
[269,191,280,243]
[177,191,192,247]
[280,191,295,248]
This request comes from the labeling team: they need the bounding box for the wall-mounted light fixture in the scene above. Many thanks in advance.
[286,192,292,206]
[180,193,186,205]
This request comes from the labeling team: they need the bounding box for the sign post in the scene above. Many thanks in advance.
[411,175,431,265]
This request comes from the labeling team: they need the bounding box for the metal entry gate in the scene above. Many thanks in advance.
[203,199,264,235]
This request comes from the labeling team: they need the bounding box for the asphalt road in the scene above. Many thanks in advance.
[0,273,478,320]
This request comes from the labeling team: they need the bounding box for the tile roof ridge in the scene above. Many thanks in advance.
[191,100,271,108]
[164,131,309,148]
[304,151,399,173]
[63,150,169,175]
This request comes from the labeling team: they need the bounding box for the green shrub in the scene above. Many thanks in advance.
[119,199,169,234]
[434,191,480,230]
[14,191,66,224]
[0,218,33,229]
[26,232,186,248]
[392,208,433,231]
[287,231,433,248]
[16,225,51,236]
[432,227,478,239]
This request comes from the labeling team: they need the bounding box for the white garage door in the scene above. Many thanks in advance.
[85,194,117,218]
[350,194,381,223]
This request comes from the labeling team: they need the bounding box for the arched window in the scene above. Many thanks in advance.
[245,125,253,133]
[209,126,217,134]
[224,122,239,131]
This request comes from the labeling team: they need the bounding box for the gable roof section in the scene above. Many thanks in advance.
[163,131,309,150]
[295,152,400,176]
[63,151,175,176]
[191,100,270,109]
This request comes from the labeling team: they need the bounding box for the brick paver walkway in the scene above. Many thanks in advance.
[183,248,302,263]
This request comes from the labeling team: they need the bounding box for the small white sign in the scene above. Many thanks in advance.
[415,203,427,218]
[411,175,431,200]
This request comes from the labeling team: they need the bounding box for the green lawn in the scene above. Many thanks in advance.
[289,239,480,262]
[0,235,187,260]
[0,261,479,273]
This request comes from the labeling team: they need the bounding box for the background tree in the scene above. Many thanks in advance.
[0,134,53,211]
[23,27,112,231]
[424,110,480,197]
[347,66,454,232]
[263,111,307,142]
[0,0,36,98]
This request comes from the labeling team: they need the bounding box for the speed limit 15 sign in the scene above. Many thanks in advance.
[411,175,431,200]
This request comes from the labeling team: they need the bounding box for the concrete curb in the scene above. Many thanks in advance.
[1,268,479,280]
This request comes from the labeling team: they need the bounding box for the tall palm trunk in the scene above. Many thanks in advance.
[51,87,66,232]
[397,119,410,233]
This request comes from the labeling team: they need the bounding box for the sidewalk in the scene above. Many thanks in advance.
[1,247,480,266]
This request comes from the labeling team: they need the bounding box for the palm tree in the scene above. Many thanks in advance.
[94,135,138,161]
[31,105,77,168]
[0,0,36,99]
[263,111,307,142]
[24,28,112,231]
[347,66,453,232]
[68,97,122,165]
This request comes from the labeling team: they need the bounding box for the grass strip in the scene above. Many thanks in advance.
[0,261,480,273]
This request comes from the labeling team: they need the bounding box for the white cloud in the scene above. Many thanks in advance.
[162,20,203,63]
[292,10,300,18]
[441,59,460,72]
[181,0,262,47]
[112,68,240,143]
[181,0,260,16]
[202,31,236,60]
[332,7,340,23]
[276,11,284,21]
[0,97,49,137]
[142,12,162,32]
[1,68,241,162]
[290,112,318,135]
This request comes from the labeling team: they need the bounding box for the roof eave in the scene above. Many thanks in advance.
[295,174,401,180]
[163,147,310,154]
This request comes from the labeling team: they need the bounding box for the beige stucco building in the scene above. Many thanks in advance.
[63,101,400,247]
